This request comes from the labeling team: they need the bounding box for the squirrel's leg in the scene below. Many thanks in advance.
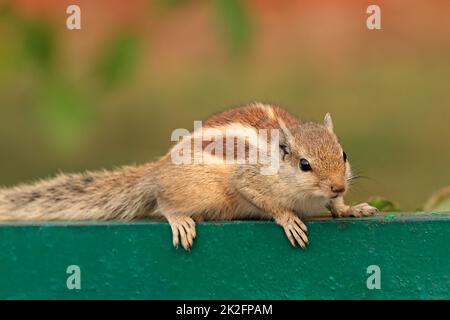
[236,187,308,248]
[273,209,309,248]
[165,214,196,251]
[328,196,378,218]
[158,197,196,251]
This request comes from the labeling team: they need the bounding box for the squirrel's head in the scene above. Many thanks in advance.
[278,113,351,199]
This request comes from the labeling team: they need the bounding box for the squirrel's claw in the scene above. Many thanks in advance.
[168,215,196,251]
[346,203,379,217]
[277,214,309,249]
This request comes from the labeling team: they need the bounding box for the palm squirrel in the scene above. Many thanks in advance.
[0,103,378,250]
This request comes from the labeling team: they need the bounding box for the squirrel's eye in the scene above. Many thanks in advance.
[343,152,347,162]
[299,158,312,172]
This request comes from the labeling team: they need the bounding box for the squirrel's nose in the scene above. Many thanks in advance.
[331,184,346,194]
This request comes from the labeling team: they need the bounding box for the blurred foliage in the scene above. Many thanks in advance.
[424,186,450,212]
[0,3,12,19]
[155,0,189,10]
[215,0,251,56]
[368,197,402,212]
[23,20,55,71]
[96,33,140,88]
[366,189,450,212]
[0,4,56,72]
[37,81,91,151]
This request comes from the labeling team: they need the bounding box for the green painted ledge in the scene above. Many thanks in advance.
[0,212,449,300]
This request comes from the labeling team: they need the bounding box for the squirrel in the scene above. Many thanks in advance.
[0,103,378,250]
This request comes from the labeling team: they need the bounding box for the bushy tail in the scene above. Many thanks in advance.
[0,163,159,221]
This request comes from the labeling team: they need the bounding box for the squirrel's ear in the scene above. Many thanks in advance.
[324,113,334,132]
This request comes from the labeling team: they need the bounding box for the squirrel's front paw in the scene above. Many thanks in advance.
[167,215,196,251]
[345,203,378,217]
[276,214,309,249]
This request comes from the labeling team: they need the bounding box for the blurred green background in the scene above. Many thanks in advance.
[0,0,449,210]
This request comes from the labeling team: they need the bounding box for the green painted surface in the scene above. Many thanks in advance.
[0,212,449,300]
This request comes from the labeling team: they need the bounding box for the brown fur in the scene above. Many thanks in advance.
[204,103,301,129]
[0,103,378,250]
